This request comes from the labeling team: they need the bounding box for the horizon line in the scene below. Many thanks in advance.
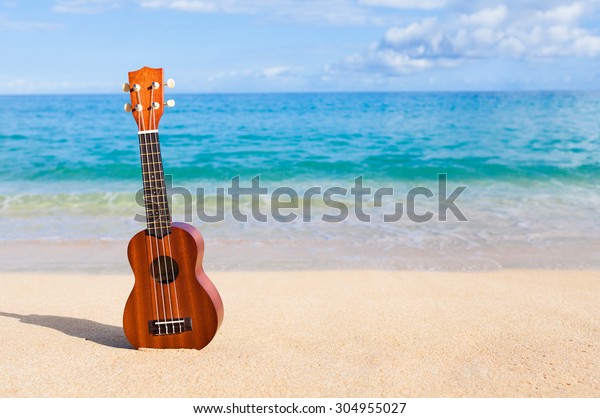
[1,89,599,97]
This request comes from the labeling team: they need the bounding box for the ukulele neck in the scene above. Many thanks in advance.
[138,130,171,238]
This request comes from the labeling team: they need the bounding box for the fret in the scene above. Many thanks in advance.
[138,160,161,166]
[146,216,170,222]
[144,204,169,210]
[145,216,169,221]
[144,201,168,209]
[144,199,167,204]
[145,209,169,214]
[145,217,169,222]
[143,193,166,200]
[142,204,168,212]
[146,216,170,223]
[146,220,171,226]
[145,200,166,207]
[146,199,169,209]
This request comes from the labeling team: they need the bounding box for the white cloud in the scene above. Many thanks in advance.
[573,34,600,56]
[139,0,446,25]
[53,0,120,14]
[261,66,292,78]
[333,2,600,76]
[206,66,295,82]
[458,4,507,27]
[3,77,112,93]
[533,2,585,24]
[142,0,447,14]
[142,0,219,11]
[358,0,445,10]
[0,15,61,31]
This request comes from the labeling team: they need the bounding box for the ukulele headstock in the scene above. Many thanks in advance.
[123,66,175,131]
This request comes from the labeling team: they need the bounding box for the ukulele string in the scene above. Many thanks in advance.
[151,88,183,333]
[135,88,162,333]
[163,202,183,333]
[149,87,179,334]
[139,134,161,328]
[144,131,169,333]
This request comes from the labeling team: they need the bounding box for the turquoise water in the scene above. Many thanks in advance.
[1,92,599,269]
[2,92,599,184]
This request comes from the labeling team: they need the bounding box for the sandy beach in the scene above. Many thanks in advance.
[0,270,597,397]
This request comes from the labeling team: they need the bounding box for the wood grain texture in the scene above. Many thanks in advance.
[126,66,164,131]
[123,222,224,349]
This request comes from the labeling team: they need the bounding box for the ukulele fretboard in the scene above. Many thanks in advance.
[138,131,171,238]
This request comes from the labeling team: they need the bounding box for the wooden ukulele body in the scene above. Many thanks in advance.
[123,222,224,349]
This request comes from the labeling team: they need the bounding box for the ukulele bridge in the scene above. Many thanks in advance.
[148,317,192,336]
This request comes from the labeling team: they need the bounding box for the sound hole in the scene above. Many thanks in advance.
[150,256,179,284]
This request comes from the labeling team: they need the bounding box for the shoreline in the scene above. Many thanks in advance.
[1,270,598,397]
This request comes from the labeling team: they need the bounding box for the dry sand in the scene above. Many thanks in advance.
[0,270,598,397]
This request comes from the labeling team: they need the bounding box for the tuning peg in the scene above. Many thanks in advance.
[134,104,143,112]
[124,103,132,112]
[132,84,141,92]
[165,78,175,88]
[165,99,176,108]
[122,83,130,93]
[151,82,160,90]
[152,102,160,110]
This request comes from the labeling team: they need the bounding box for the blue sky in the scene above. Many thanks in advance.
[1,0,600,93]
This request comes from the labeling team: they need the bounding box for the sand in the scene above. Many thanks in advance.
[0,270,598,397]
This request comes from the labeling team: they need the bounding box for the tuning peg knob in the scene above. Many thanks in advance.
[122,83,130,93]
[165,79,175,88]
[124,103,132,112]
[165,99,176,108]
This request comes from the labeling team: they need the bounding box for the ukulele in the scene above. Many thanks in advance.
[121,66,223,349]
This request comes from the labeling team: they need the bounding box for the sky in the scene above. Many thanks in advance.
[1,0,600,93]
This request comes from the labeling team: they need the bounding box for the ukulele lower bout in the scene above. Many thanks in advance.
[123,223,224,350]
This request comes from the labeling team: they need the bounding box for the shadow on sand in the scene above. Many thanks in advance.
[0,311,132,349]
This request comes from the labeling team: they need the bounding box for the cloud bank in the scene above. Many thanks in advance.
[331,2,600,76]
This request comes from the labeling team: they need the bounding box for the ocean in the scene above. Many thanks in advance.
[1,92,599,270]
